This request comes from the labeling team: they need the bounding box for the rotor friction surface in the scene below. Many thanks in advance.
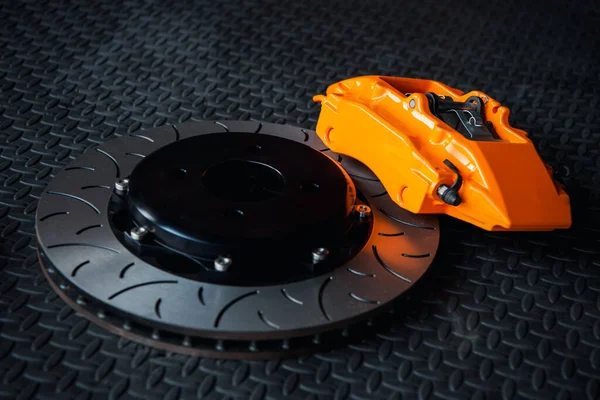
[36,121,439,357]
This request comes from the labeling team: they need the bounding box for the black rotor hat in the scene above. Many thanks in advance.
[126,132,357,260]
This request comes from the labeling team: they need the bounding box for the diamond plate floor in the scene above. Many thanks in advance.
[1,0,599,399]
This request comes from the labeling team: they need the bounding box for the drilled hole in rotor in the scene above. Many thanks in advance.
[301,182,320,193]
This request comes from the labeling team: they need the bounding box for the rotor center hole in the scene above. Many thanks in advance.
[202,160,285,202]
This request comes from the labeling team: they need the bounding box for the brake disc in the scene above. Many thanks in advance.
[36,121,439,359]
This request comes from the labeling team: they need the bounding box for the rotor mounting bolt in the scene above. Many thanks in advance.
[409,99,416,109]
[214,256,232,272]
[355,204,371,219]
[115,178,129,193]
[312,247,330,264]
[130,226,148,241]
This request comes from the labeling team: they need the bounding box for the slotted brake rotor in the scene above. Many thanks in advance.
[36,121,440,359]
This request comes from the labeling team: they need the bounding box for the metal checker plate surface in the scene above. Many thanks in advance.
[0,0,599,399]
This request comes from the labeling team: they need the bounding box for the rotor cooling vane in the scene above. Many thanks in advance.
[36,121,440,359]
